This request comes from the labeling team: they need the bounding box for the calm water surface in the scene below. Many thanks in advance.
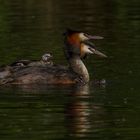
[0,0,140,140]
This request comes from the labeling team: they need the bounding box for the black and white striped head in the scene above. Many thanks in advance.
[42,53,53,62]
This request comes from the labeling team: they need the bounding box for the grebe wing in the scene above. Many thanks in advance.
[10,66,77,85]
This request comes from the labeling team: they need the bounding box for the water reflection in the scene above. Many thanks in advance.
[66,84,106,138]
[0,83,107,139]
[66,85,91,137]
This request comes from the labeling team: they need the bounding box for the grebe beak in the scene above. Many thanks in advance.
[89,48,107,58]
[85,34,104,40]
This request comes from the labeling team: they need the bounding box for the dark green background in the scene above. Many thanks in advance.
[0,0,140,140]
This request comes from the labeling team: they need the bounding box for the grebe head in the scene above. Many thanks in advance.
[64,29,105,59]
[64,29,104,44]
[42,53,53,62]
[80,41,107,58]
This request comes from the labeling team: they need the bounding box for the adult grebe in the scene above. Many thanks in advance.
[0,30,107,85]
[63,29,107,83]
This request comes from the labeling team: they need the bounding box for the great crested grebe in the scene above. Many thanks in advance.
[0,29,107,85]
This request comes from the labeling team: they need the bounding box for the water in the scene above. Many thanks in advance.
[0,0,140,139]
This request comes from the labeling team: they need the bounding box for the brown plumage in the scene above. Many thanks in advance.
[0,29,107,85]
